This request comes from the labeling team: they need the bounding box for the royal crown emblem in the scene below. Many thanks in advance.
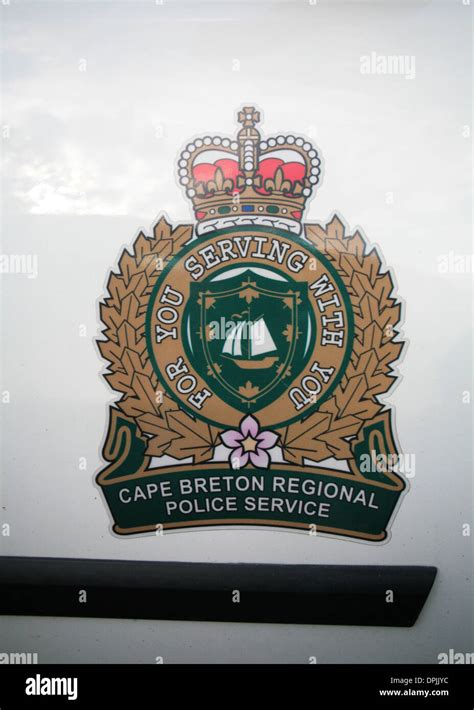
[178,106,320,236]
[96,106,407,542]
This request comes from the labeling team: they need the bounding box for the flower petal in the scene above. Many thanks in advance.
[240,414,259,438]
[249,448,270,469]
[230,447,249,469]
[256,430,279,449]
[220,429,243,448]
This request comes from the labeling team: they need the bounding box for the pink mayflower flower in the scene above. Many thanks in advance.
[220,414,279,469]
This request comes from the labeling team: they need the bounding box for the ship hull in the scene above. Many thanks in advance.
[223,356,279,369]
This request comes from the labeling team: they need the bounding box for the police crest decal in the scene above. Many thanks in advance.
[96,106,407,542]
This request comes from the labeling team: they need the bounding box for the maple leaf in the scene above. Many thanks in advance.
[239,285,260,304]
[142,419,181,458]
[238,381,260,399]
[164,410,219,464]
[202,294,216,309]
[279,412,333,465]
[282,324,293,343]
[283,294,301,309]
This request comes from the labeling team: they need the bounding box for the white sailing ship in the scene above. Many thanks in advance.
[221,316,278,369]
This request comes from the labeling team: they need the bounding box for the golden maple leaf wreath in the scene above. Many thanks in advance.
[98,215,404,467]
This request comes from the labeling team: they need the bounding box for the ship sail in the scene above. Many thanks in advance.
[249,318,276,356]
[222,317,277,362]
[222,322,242,356]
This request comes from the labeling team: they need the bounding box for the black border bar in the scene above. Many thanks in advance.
[0,556,437,626]
[1,665,472,710]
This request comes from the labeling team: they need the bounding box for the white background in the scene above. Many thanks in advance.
[0,0,472,663]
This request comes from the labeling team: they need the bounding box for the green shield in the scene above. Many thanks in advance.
[183,266,316,412]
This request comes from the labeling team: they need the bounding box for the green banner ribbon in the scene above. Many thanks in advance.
[97,409,406,542]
